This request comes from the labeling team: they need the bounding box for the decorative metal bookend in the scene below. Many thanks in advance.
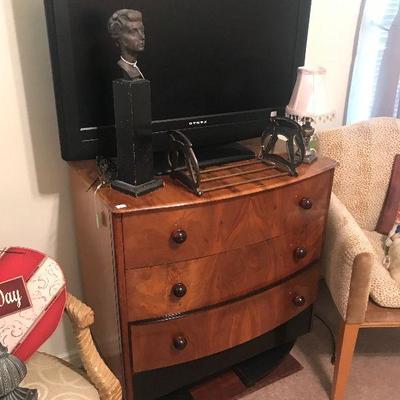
[259,116,305,176]
[169,130,202,195]
[168,117,305,196]
[0,344,38,400]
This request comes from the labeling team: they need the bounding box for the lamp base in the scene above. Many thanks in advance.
[303,150,317,164]
[299,119,317,164]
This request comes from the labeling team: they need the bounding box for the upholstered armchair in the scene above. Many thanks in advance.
[22,293,122,400]
[315,117,400,400]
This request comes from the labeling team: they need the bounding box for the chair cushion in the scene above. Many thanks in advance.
[21,352,100,399]
[316,117,400,231]
[363,230,400,307]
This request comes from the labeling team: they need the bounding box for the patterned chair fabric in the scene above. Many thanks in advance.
[20,293,122,400]
[22,352,100,399]
[317,117,400,230]
[316,117,400,313]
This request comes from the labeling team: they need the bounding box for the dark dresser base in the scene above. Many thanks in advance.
[135,307,312,400]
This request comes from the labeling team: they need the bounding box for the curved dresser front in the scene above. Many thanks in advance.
[69,157,336,400]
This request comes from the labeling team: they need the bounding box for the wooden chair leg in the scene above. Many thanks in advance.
[331,321,360,400]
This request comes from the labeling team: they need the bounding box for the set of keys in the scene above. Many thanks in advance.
[86,156,118,193]
[87,156,118,228]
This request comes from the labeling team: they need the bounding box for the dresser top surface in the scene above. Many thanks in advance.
[69,157,336,214]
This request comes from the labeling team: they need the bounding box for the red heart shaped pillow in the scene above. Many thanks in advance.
[0,247,66,361]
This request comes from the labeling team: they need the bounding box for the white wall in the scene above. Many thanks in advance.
[306,0,363,127]
[0,0,81,360]
[0,0,362,359]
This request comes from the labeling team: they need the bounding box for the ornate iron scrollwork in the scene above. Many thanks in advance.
[168,119,304,196]
[259,117,305,176]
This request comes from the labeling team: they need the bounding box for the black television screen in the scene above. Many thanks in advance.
[45,0,311,160]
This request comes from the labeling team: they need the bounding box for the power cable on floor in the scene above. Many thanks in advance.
[313,313,336,364]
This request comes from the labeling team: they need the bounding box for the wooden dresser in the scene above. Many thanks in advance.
[69,157,335,400]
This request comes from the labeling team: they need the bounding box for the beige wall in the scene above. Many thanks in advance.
[0,0,361,359]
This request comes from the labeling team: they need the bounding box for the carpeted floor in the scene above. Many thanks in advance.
[242,282,400,400]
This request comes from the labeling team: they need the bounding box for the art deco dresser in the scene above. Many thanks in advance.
[69,157,336,400]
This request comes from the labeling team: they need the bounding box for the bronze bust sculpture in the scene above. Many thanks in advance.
[108,9,145,80]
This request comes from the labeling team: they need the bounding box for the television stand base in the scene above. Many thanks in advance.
[154,142,255,175]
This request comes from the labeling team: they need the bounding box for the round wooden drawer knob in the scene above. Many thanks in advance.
[293,295,306,307]
[294,247,307,259]
[172,283,187,298]
[171,229,187,244]
[299,197,313,209]
[173,336,187,350]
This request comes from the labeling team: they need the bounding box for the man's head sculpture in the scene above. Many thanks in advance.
[108,9,145,80]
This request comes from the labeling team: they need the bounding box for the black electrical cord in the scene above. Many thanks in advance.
[313,313,336,364]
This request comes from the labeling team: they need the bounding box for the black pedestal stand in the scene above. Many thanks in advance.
[111,79,163,197]
[111,178,163,197]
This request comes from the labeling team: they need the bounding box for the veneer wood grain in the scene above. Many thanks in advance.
[130,264,319,372]
[70,157,336,214]
[125,219,325,321]
[122,171,332,268]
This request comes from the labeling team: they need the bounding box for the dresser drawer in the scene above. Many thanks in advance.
[122,171,332,268]
[130,264,319,372]
[126,219,325,322]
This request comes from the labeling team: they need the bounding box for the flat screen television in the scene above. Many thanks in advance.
[44,0,311,163]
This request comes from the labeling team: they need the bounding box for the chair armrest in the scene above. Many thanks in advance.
[65,293,122,400]
[322,193,375,323]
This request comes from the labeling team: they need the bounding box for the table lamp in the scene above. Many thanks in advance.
[286,66,334,163]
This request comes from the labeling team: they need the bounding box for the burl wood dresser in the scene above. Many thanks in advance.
[69,157,336,400]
